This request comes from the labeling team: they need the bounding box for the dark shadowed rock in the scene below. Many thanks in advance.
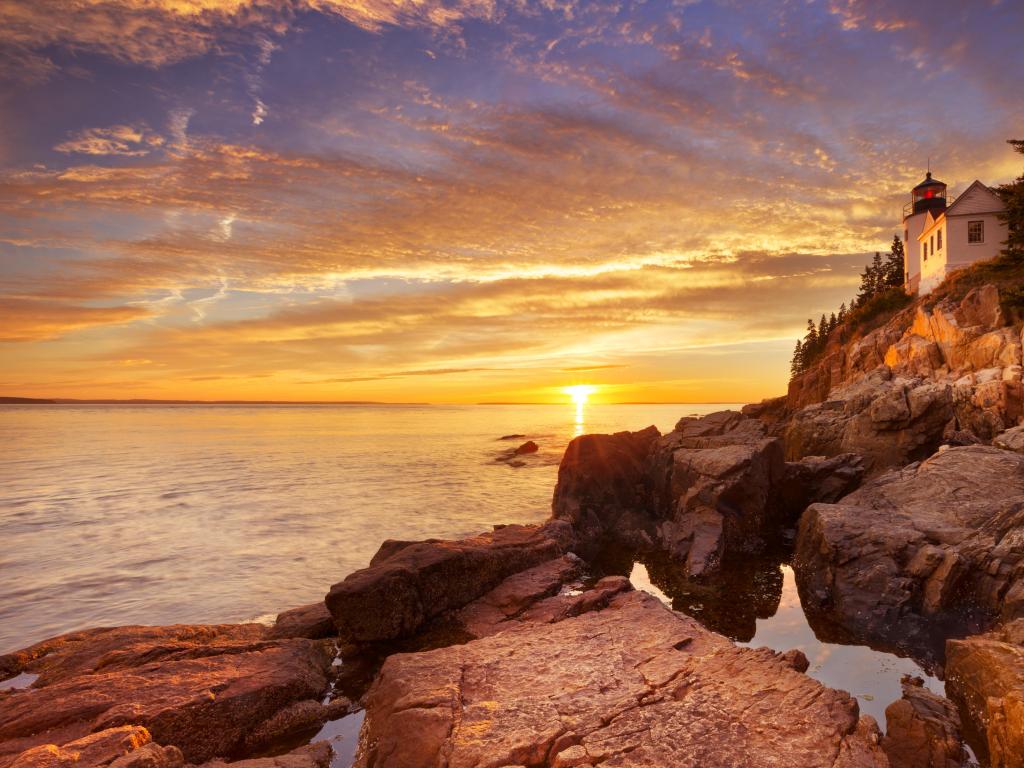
[946,620,1024,768]
[324,521,575,644]
[794,446,1024,657]
[881,676,964,768]
[777,453,865,523]
[268,603,335,640]
[551,425,661,553]
[0,627,333,767]
[514,440,538,455]
[353,590,888,768]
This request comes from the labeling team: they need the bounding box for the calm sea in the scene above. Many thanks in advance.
[0,402,945,730]
[0,402,712,653]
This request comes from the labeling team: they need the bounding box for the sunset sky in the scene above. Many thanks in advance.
[1,0,1022,404]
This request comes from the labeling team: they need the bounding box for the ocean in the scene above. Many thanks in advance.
[0,402,943,727]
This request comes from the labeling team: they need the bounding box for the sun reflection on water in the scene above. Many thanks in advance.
[564,385,596,435]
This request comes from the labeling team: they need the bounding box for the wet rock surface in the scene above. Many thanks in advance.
[946,619,1024,768]
[881,676,965,768]
[794,446,1024,658]
[0,625,334,767]
[355,589,888,768]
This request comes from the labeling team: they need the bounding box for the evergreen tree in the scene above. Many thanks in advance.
[856,259,875,305]
[996,139,1024,262]
[884,235,905,287]
[829,312,838,333]
[817,314,828,346]
[791,339,803,378]
[804,318,818,353]
[837,302,847,324]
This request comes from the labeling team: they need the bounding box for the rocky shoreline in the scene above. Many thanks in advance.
[3,283,1024,767]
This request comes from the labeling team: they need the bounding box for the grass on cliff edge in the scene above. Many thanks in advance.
[926,256,1024,317]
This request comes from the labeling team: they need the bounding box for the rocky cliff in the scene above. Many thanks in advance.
[781,283,1024,473]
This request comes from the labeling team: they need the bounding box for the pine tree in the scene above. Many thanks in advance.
[996,139,1024,262]
[870,251,884,291]
[837,302,847,324]
[791,339,803,378]
[829,312,838,333]
[884,235,905,287]
[817,314,828,346]
[804,318,818,354]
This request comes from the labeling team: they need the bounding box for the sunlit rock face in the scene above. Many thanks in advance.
[794,446,1024,660]
[0,624,335,767]
[783,369,954,472]
[946,619,1024,768]
[354,589,889,768]
[786,284,1024,447]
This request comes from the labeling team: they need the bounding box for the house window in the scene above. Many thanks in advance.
[904,229,909,242]
[937,230,942,251]
[923,242,928,261]
[930,234,935,253]
[968,220,984,243]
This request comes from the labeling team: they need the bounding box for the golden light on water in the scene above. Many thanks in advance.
[564,385,597,434]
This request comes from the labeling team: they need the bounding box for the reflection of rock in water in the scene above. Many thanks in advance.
[793,569,954,671]
[591,544,784,642]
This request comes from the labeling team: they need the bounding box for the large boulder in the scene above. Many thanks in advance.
[324,521,575,644]
[553,412,791,577]
[0,625,333,766]
[946,619,1024,768]
[353,589,889,768]
[645,411,786,575]
[551,425,661,552]
[794,446,1024,657]
[881,676,965,768]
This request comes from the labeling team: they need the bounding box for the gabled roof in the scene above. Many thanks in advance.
[945,180,1005,216]
[918,209,946,241]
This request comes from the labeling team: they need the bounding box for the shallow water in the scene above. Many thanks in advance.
[0,402,972,757]
[630,561,943,725]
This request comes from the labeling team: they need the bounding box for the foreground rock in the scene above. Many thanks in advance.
[354,588,888,767]
[0,624,333,766]
[795,446,1024,657]
[946,619,1024,768]
[881,676,964,768]
[325,521,575,644]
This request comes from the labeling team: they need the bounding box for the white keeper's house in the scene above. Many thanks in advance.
[902,171,1008,295]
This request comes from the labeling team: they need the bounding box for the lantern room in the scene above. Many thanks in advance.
[907,171,948,218]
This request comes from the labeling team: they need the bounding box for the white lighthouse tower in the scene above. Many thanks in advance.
[902,171,948,294]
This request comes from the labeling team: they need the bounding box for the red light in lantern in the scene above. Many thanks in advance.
[926,190,934,198]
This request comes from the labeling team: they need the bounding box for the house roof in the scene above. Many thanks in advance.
[944,179,1005,216]
[918,209,945,240]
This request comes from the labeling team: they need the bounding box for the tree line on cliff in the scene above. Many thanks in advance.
[790,139,1024,381]
[790,237,906,378]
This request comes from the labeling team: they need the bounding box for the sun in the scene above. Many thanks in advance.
[563,385,596,405]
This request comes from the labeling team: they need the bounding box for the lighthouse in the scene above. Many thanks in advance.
[901,170,1008,295]
[902,172,948,294]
